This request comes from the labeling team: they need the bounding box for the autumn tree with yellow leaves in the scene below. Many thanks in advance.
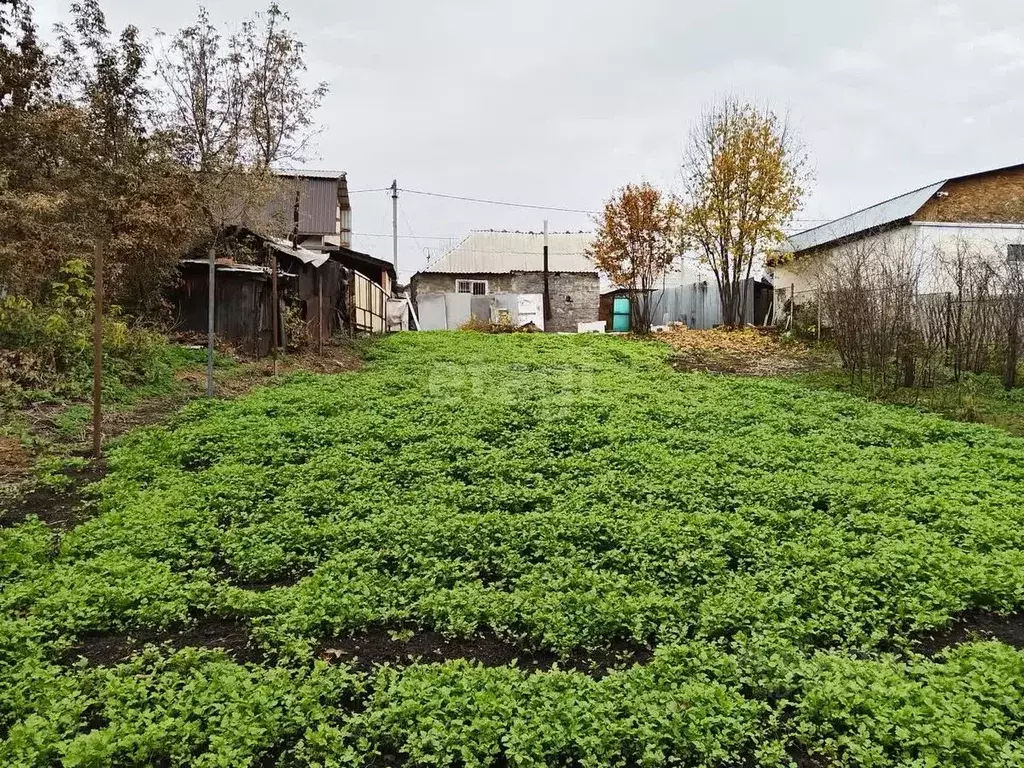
[589,182,680,334]
[681,99,810,327]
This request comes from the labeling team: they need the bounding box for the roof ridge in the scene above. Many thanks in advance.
[790,178,947,239]
[791,161,1024,241]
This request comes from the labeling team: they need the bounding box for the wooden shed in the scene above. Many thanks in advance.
[172,261,285,357]
[170,228,397,354]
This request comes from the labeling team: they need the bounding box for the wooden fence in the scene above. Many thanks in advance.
[351,271,387,334]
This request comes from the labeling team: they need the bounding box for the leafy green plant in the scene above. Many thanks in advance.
[0,260,172,407]
[4,332,1024,765]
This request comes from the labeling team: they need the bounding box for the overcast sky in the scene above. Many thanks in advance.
[33,0,1024,280]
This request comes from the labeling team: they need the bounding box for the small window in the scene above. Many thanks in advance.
[456,279,488,295]
[1009,244,1024,263]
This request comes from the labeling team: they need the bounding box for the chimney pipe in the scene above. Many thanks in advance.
[338,172,352,249]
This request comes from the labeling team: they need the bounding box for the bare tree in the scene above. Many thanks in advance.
[158,9,247,395]
[589,182,680,334]
[157,8,252,238]
[818,234,925,390]
[681,98,810,327]
[990,245,1024,390]
[241,2,327,169]
[57,0,204,453]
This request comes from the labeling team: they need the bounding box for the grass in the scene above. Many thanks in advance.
[795,369,1024,436]
[2,332,1024,766]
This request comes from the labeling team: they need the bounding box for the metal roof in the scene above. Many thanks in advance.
[180,259,297,278]
[784,181,945,253]
[422,230,596,274]
[266,237,331,268]
[273,168,347,180]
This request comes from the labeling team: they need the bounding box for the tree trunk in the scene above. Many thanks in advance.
[630,288,651,335]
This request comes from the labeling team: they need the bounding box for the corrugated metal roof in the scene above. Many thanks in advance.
[274,168,346,180]
[423,230,596,274]
[266,237,332,268]
[181,258,297,277]
[785,181,945,253]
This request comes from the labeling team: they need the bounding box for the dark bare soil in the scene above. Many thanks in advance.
[0,460,107,530]
[915,610,1024,656]
[68,620,258,666]
[319,629,653,676]
[786,745,829,768]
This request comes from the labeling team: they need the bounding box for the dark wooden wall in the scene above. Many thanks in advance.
[172,270,274,357]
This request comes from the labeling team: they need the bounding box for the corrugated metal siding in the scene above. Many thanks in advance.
[269,176,340,236]
[423,231,596,273]
[786,182,944,254]
[650,278,765,329]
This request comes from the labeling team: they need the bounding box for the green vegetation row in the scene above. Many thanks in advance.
[3,332,1024,766]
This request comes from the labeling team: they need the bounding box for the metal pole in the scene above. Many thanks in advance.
[391,179,399,282]
[543,220,551,323]
[271,244,279,376]
[206,241,215,397]
[317,269,324,356]
[91,239,104,458]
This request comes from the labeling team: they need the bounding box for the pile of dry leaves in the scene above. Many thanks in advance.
[655,325,823,376]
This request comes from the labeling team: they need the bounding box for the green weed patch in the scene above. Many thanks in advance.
[2,332,1024,766]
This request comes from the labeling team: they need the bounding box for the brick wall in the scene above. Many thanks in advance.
[915,167,1024,223]
[411,272,600,332]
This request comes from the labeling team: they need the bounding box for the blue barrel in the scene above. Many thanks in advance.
[612,296,630,332]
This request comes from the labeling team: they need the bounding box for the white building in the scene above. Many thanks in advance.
[771,163,1024,310]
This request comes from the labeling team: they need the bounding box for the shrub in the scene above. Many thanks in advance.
[0,260,170,405]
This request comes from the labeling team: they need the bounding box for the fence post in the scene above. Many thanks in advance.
[91,239,104,459]
[317,269,324,356]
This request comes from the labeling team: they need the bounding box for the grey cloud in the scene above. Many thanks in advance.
[30,0,1024,278]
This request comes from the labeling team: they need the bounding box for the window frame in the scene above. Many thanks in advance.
[456,279,488,296]
[1008,244,1024,264]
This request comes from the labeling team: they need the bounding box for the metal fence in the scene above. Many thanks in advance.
[650,279,764,329]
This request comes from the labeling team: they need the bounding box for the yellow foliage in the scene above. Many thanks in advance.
[680,99,811,326]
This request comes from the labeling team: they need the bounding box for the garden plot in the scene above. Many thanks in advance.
[2,332,1024,767]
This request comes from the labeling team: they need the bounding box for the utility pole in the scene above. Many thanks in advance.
[391,179,399,283]
[543,220,551,323]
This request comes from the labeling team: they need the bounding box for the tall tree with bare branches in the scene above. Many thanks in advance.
[589,182,679,334]
[157,7,263,395]
[681,99,810,327]
[242,2,327,169]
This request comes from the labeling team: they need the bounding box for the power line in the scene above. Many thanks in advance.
[353,232,455,240]
[400,187,599,215]
[359,182,833,222]
[400,209,428,255]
